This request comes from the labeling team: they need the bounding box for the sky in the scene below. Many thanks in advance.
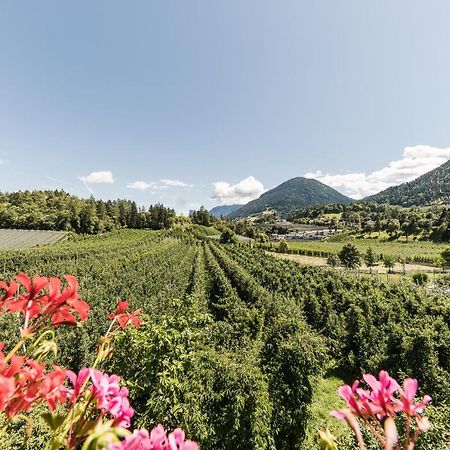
[1,1,450,213]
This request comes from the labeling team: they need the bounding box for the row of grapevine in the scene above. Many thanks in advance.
[222,244,450,403]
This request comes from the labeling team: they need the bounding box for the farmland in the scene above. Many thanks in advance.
[0,228,67,249]
[0,227,448,449]
[267,237,447,264]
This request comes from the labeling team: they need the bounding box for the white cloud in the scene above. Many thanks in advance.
[304,145,450,199]
[79,170,114,184]
[160,179,193,188]
[127,179,192,191]
[211,176,265,205]
[128,181,155,190]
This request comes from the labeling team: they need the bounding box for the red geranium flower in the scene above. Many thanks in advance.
[108,301,142,329]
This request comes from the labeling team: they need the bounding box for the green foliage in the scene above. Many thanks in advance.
[191,206,213,227]
[0,190,175,234]
[363,247,378,270]
[440,247,450,268]
[326,254,340,268]
[412,272,429,285]
[277,240,289,253]
[219,228,237,244]
[382,254,396,272]
[0,229,449,448]
[338,243,361,269]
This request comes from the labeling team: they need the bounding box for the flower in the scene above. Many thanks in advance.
[332,371,432,423]
[108,426,199,450]
[65,368,91,403]
[0,342,67,417]
[108,301,142,329]
[397,378,432,416]
[108,429,151,450]
[0,274,90,328]
[90,369,134,428]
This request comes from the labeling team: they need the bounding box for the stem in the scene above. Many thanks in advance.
[363,419,386,448]
[405,415,411,448]
[5,338,28,362]
[104,317,116,339]
[68,395,95,447]
[23,299,33,333]
[408,430,421,450]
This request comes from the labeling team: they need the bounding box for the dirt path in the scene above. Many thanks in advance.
[269,252,437,274]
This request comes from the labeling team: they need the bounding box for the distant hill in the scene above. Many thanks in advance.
[209,204,243,218]
[366,159,450,206]
[228,177,352,218]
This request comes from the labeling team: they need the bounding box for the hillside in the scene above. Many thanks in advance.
[228,177,352,218]
[366,159,450,206]
[209,204,242,218]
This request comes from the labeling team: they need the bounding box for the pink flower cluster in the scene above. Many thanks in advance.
[332,370,431,421]
[65,368,134,428]
[108,425,199,450]
[331,371,431,449]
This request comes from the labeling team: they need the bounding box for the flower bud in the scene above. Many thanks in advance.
[417,416,431,433]
[384,417,398,449]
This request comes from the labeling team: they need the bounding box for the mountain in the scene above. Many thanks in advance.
[365,159,450,206]
[209,204,243,218]
[228,177,352,218]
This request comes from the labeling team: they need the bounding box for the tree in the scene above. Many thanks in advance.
[440,247,450,271]
[338,244,360,270]
[383,255,396,274]
[191,206,212,227]
[363,247,378,273]
[220,228,237,244]
[326,254,340,268]
[278,240,289,253]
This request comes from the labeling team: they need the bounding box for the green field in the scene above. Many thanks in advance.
[270,237,446,264]
[0,228,448,449]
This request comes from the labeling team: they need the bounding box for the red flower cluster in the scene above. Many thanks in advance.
[0,342,66,418]
[0,274,90,328]
[108,301,142,329]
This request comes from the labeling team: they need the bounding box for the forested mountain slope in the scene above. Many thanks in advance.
[366,159,450,206]
[229,177,352,218]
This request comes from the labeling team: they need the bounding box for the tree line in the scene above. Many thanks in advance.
[287,201,450,241]
[0,190,176,233]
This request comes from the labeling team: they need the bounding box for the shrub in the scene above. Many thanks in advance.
[412,272,429,286]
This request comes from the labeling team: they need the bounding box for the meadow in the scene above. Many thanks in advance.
[267,237,446,264]
[0,228,448,449]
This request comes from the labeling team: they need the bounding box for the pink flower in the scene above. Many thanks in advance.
[65,368,90,402]
[90,369,134,428]
[397,378,432,416]
[108,426,198,450]
[150,424,169,449]
[108,429,151,450]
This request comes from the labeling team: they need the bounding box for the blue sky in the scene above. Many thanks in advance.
[1,1,450,213]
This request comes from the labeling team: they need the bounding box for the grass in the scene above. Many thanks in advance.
[277,238,446,263]
[302,375,352,448]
